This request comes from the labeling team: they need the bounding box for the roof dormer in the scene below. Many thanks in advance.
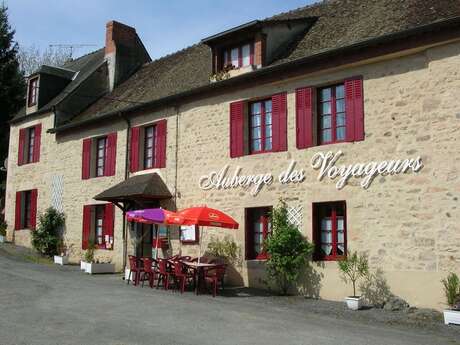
[202,17,316,81]
[25,65,76,114]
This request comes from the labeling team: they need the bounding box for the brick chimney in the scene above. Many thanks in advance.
[104,21,151,91]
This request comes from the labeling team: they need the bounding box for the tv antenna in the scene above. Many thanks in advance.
[49,44,98,58]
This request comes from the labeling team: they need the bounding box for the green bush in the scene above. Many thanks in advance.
[0,220,7,236]
[338,251,369,297]
[441,272,460,309]
[265,200,314,295]
[31,208,65,257]
[206,235,241,266]
[83,243,95,263]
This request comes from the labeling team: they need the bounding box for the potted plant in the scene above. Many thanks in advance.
[441,272,460,325]
[83,244,115,274]
[0,221,7,243]
[54,241,71,265]
[81,244,94,271]
[338,251,369,310]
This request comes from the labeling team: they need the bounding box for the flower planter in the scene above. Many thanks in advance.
[54,255,69,265]
[85,262,115,274]
[345,296,364,310]
[444,309,460,325]
[124,268,136,282]
[0,235,5,243]
[80,261,88,271]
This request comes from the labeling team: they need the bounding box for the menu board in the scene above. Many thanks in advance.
[180,225,198,243]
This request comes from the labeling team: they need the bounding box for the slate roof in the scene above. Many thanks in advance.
[12,48,106,122]
[73,0,460,125]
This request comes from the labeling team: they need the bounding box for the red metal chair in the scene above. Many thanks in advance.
[204,264,226,297]
[156,258,172,290]
[170,261,195,293]
[127,255,143,286]
[139,257,156,288]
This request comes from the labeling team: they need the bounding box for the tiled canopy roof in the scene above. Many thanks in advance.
[74,0,460,124]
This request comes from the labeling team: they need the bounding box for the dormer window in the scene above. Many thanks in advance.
[27,77,39,107]
[223,42,254,69]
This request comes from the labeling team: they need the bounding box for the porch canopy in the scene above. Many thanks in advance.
[94,173,172,211]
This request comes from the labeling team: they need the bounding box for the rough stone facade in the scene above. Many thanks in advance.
[5,39,460,310]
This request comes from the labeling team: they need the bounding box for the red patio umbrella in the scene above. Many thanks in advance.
[177,206,239,264]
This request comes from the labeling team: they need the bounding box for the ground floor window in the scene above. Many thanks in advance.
[313,201,346,261]
[245,207,272,260]
[14,189,38,230]
[82,203,114,250]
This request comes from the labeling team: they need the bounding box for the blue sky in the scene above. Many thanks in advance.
[6,0,315,60]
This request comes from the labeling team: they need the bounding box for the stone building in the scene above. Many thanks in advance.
[5,0,460,310]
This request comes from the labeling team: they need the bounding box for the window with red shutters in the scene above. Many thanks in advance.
[27,77,39,107]
[82,203,114,250]
[96,137,107,177]
[296,77,364,149]
[313,201,347,261]
[18,124,42,165]
[130,120,166,172]
[249,99,272,154]
[245,207,272,260]
[82,133,117,179]
[15,189,38,230]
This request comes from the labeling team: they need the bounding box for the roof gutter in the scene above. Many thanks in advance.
[49,16,460,134]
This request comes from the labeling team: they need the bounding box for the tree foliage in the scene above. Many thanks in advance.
[206,235,241,266]
[0,5,25,184]
[18,45,72,76]
[338,251,369,297]
[31,208,65,257]
[265,200,314,295]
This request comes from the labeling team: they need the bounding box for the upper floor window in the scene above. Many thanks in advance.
[296,77,364,150]
[28,77,39,107]
[144,125,156,169]
[14,189,38,230]
[249,99,272,153]
[18,124,42,166]
[81,133,117,180]
[318,84,346,144]
[313,201,346,261]
[230,93,286,158]
[96,137,107,177]
[223,42,254,69]
[129,120,167,173]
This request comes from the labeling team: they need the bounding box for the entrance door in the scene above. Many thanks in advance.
[135,223,153,258]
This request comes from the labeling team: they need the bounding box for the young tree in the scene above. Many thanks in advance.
[265,200,314,295]
[0,4,25,190]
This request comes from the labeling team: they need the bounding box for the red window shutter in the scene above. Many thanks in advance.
[104,132,117,176]
[271,92,287,152]
[104,203,115,250]
[15,192,22,230]
[250,43,254,65]
[154,120,167,168]
[345,77,364,142]
[82,205,91,250]
[33,124,42,163]
[18,129,26,166]
[82,138,92,180]
[296,87,314,149]
[229,101,244,158]
[30,189,38,230]
[130,127,140,172]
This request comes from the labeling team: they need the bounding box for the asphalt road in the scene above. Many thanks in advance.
[0,251,458,345]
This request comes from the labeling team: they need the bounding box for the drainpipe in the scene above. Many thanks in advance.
[119,112,131,274]
[174,105,180,210]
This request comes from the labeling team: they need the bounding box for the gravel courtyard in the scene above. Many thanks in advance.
[0,245,459,345]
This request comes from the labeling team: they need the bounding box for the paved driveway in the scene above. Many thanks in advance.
[0,251,458,345]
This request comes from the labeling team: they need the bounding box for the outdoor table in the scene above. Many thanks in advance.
[183,261,218,294]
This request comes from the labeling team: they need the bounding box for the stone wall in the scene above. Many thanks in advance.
[5,40,460,310]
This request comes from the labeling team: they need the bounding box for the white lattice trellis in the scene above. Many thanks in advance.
[287,205,303,229]
[51,175,64,212]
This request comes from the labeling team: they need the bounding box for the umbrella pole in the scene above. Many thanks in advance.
[198,226,204,265]
[155,225,160,260]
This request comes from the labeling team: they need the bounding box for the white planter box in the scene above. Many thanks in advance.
[345,296,364,310]
[125,268,136,282]
[444,309,460,325]
[54,255,69,265]
[85,263,115,274]
[80,261,88,271]
[0,235,5,243]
